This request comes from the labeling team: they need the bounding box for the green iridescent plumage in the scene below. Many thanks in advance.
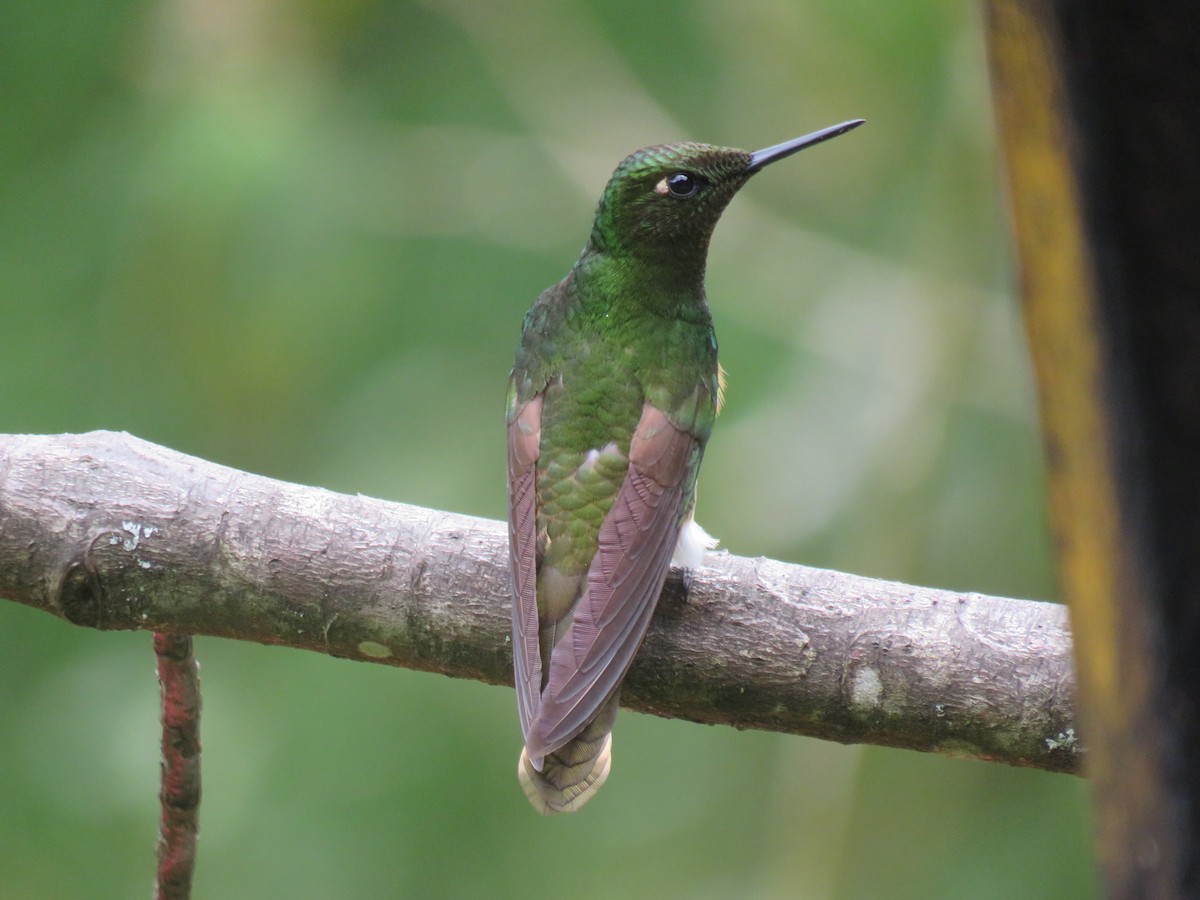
[507,120,864,814]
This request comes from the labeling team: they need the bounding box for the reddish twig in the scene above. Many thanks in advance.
[153,632,202,900]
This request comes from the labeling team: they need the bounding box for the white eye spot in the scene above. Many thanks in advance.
[654,177,671,196]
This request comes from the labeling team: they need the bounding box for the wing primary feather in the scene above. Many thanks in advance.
[508,393,544,740]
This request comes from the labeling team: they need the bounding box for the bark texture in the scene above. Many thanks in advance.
[0,431,1080,774]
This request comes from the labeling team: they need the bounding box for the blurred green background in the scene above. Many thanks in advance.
[0,0,1097,896]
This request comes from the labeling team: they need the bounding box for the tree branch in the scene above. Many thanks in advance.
[0,431,1080,774]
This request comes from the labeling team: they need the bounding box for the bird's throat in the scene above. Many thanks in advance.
[573,248,709,322]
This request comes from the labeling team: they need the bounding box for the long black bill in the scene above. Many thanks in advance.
[746,119,865,173]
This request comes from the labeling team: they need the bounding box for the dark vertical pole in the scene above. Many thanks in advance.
[987,1,1200,895]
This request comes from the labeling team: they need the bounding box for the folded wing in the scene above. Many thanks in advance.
[522,401,697,761]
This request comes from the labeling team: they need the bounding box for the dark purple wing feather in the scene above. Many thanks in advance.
[525,402,696,758]
[507,393,543,740]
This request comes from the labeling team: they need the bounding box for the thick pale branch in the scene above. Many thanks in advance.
[0,431,1080,774]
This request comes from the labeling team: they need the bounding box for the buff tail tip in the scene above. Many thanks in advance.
[517,735,613,815]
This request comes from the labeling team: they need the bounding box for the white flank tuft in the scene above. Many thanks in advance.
[672,516,718,569]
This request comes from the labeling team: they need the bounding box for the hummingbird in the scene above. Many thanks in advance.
[506,119,864,814]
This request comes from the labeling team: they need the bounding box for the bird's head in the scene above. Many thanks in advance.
[586,120,864,266]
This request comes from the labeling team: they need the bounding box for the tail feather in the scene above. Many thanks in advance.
[519,733,612,815]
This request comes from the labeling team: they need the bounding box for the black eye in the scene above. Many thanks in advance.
[666,172,705,198]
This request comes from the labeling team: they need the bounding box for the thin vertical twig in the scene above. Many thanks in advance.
[153,632,202,900]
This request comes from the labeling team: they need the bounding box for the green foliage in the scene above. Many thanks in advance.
[0,0,1095,896]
